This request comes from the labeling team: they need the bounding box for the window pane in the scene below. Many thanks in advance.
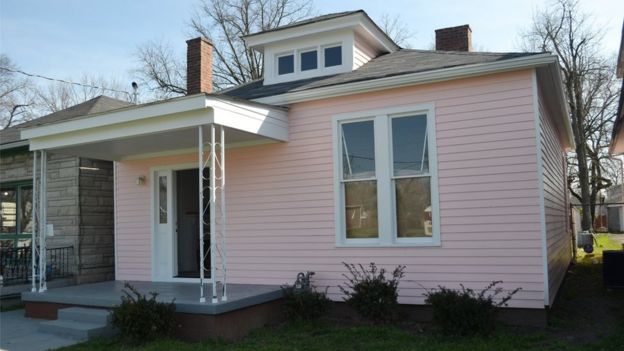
[20,187,33,233]
[301,50,317,71]
[278,54,294,75]
[324,46,342,67]
[341,121,375,179]
[395,177,432,237]
[1,189,17,234]
[344,181,378,238]
[159,176,167,224]
[392,115,428,176]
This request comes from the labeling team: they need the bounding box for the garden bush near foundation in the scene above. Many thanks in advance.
[339,262,406,322]
[111,283,177,344]
[424,281,521,336]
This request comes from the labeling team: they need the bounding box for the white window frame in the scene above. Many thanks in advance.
[322,43,343,68]
[276,51,295,76]
[299,48,318,72]
[332,103,440,247]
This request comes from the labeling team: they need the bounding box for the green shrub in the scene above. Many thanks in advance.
[339,262,405,322]
[111,283,177,344]
[424,281,521,336]
[281,285,331,321]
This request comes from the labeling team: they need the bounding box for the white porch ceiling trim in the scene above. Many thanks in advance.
[22,94,289,151]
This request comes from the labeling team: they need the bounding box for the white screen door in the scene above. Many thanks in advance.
[153,169,175,280]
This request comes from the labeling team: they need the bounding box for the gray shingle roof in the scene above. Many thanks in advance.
[219,49,542,100]
[243,10,364,39]
[0,95,133,146]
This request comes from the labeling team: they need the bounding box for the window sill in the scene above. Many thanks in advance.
[335,240,441,248]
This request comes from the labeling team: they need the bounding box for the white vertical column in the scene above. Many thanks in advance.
[220,125,227,302]
[210,124,217,303]
[39,150,47,292]
[198,126,206,303]
[31,151,37,292]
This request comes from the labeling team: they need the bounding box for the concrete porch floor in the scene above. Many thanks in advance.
[21,280,283,315]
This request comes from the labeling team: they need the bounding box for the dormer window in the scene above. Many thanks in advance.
[300,50,318,71]
[324,45,342,67]
[277,53,294,75]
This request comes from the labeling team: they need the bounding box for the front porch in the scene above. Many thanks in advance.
[22,280,284,340]
[20,93,289,305]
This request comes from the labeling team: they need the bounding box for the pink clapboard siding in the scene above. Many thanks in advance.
[115,69,548,308]
[538,87,572,305]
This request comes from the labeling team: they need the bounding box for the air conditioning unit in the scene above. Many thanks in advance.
[603,250,624,289]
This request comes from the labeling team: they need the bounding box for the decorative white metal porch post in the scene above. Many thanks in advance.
[31,151,38,292]
[219,125,227,301]
[209,124,217,303]
[198,126,206,303]
[197,124,228,304]
[38,150,48,292]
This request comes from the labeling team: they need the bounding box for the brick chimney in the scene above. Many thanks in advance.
[435,25,472,52]
[186,37,213,94]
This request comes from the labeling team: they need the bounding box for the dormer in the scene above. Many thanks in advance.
[243,10,399,85]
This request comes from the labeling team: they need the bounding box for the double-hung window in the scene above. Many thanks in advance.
[334,104,439,246]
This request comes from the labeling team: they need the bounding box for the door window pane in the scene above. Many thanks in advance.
[324,46,342,67]
[345,181,378,238]
[395,177,432,237]
[301,50,317,71]
[159,176,168,224]
[341,121,375,179]
[1,189,17,234]
[278,54,294,75]
[19,187,33,233]
[392,115,428,176]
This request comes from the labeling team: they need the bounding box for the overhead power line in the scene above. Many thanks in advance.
[0,66,131,98]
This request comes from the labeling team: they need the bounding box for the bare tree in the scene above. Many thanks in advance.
[134,0,314,96]
[522,0,620,231]
[0,55,37,128]
[134,40,187,99]
[189,0,314,89]
[35,74,131,115]
[378,14,414,48]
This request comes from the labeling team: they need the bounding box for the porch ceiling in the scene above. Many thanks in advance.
[48,126,272,161]
[21,93,289,161]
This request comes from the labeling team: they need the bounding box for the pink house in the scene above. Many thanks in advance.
[21,10,574,337]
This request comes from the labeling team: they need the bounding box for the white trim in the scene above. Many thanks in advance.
[276,51,295,76]
[332,102,440,247]
[113,161,118,280]
[255,54,558,105]
[532,70,550,307]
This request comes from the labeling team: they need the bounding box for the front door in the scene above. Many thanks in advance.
[153,168,210,281]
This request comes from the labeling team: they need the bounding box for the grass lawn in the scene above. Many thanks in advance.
[58,236,624,351]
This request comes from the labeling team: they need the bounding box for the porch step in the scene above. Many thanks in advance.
[38,307,117,341]
[58,307,111,324]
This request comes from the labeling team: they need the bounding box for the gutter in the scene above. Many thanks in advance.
[0,140,29,150]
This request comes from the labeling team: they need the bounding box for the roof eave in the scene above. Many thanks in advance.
[253,53,559,105]
[243,11,399,53]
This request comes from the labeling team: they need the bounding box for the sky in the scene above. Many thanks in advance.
[1,0,623,93]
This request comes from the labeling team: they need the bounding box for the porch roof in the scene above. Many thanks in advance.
[20,93,289,161]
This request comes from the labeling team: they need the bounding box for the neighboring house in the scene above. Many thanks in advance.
[0,96,132,285]
[21,10,574,328]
